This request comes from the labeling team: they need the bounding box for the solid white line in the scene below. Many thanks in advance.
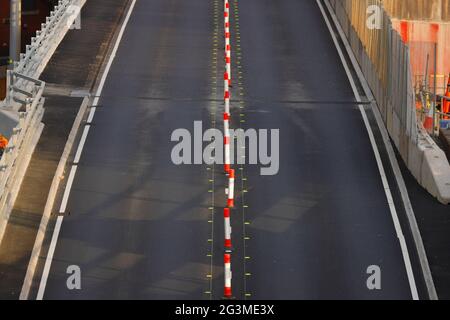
[322,0,437,299]
[59,165,78,214]
[34,0,138,300]
[92,0,137,107]
[87,106,96,123]
[36,215,64,300]
[19,98,90,300]
[73,125,90,163]
[316,0,419,300]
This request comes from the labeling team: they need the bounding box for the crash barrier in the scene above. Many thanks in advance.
[328,0,450,204]
[0,0,87,244]
[0,73,45,243]
[2,0,86,112]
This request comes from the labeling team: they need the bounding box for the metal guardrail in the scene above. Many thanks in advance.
[0,72,45,242]
[3,0,85,111]
[0,0,86,243]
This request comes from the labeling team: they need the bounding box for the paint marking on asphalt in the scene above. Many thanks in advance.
[36,215,64,300]
[206,0,220,300]
[60,0,137,214]
[87,107,96,124]
[59,165,78,214]
[73,125,90,164]
[323,0,437,300]
[35,0,138,300]
[316,0,418,300]
[232,0,252,301]
[92,0,137,107]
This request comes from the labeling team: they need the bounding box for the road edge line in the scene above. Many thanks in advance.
[317,0,420,299]
[20,0,138,300]
[321,0,437,300]
[316,0,419,300]
[19,96,89,300]
[36,215,64,300]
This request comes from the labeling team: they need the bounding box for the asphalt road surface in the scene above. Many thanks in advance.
[37,0,420,299]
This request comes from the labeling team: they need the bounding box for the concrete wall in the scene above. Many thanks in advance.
[330,0,450,204]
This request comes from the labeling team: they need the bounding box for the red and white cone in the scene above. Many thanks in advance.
[227,169,235,208]
[224,112,231,173]
[224,208,232,250]
[224,253,232,298]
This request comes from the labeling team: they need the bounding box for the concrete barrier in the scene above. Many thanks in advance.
[329,0,450,204]
[412,127,450,204]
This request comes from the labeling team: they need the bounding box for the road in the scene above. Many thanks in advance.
[35,0,420,299]
[40,0,214,299]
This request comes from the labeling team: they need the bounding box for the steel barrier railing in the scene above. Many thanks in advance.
[0,0,86,243]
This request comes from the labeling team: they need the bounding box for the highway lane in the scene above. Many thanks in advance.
[229,0,418,299]
[39,0,218,299]
[33,0,422,300]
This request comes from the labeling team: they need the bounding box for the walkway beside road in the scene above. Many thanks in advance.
[0,0,130,299]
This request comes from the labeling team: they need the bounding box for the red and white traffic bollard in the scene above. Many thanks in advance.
[224,5,231,86]
[227,169,235,208]
[224,71,229,100]
[224,72,231,114]
[224,10,229,27]
[224,208,232,250]
[226,43,231,83]
[225,31,230,53]
[224,112,231,173]
[224,253,232,298]
[225,48,231,86]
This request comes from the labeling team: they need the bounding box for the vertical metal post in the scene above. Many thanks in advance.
[6,70,12,106]
[432,43,437,136]
[424,54,429,92]
[9,0,22,66]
